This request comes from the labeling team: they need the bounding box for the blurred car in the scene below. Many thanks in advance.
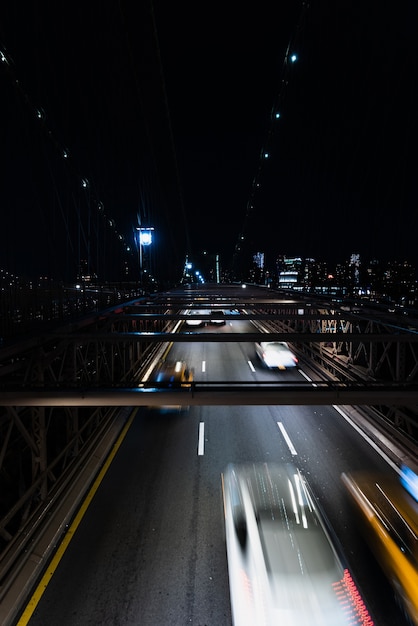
[341,465,418,626]
[152,359,193,411]
[209,309,226,325]
[154,359,192,385]
[223,462,374,626]
[255,341,298,369]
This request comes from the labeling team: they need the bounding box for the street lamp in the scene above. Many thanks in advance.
[202,251,221,283]
[136,227,154,286]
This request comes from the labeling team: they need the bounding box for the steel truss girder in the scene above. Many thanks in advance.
[1,292,418,599]
[0,383,418,407]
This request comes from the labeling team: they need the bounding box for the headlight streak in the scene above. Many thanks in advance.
[293,473,308,529]
[341,474,383,523]
[376,481,418,540]
[288,479,300,525]
[281,497,291,533]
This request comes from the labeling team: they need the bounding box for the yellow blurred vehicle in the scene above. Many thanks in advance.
[341,465,418,626]
[152,360,193,412]
[154,360,193,387]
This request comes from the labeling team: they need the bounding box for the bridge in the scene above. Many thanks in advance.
[1,282,418,624]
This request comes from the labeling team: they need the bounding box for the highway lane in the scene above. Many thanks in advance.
[23,318,409,625]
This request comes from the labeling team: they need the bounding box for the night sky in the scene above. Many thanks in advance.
[1,1,418,284]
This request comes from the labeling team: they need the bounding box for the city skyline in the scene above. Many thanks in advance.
[2,248,416,294]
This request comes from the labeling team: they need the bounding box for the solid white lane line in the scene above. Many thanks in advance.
[333,406,400,474]
[277,421,298,456]
[298,370,398,472]
[198,421,205,456]
[248,360,256,372]
[299,369,315,384]
[202,360,206,372]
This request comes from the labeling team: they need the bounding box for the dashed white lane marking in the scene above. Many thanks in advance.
[198,421,205,456]
[277,421,298,456]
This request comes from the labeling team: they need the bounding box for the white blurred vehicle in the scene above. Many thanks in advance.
[255,341,298,369]
[185,309,210,326]
[222,462,374,626]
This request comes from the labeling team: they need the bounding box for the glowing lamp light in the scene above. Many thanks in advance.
[290,53,297,63]
[138,228,154,246]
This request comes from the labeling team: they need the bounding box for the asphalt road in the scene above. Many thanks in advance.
[23,319,408,625]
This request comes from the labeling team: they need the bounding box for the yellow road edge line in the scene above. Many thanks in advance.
[16,409,137,625]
